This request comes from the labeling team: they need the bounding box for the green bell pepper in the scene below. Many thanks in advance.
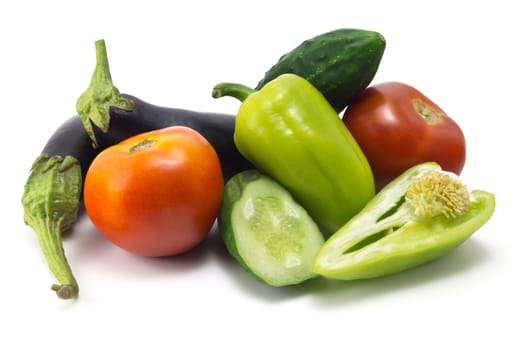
[313,162,496,280]
[212,73,375,234]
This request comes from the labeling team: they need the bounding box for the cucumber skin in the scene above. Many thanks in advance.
[218,170,321,287]
[218,170,266,283]
[255,28,386,113]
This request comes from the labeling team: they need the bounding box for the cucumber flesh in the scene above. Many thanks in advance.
[221,172,325,287]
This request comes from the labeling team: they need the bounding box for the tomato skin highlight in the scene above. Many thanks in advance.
[343,82,466,191]
[83,126,224,257]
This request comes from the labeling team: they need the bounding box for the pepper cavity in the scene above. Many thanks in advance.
[313,162,496,281]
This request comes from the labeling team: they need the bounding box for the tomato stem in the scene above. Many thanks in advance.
[129,138,158,153]
[412,99,443,124]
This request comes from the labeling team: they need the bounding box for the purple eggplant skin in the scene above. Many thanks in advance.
[41,94,253,182]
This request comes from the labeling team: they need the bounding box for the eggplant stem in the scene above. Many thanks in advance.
[21,155,81,299]
[51,284,76,300]
[76,39,133,148]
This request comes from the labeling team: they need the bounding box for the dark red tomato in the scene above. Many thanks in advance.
[343,81,466,191]
[84,126,224,257]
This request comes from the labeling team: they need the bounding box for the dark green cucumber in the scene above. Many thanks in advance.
[218,170,325,287]
[255,28,386,113]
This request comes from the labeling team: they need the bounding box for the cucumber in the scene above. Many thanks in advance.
[218,170,325,287]
[255,28,386,113]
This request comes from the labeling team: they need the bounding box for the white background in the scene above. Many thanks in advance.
[1,1,523,349]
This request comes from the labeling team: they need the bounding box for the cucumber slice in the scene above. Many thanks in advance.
[219,170,325,287]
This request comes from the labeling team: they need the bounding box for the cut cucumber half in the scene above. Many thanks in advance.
[219,170,325,287]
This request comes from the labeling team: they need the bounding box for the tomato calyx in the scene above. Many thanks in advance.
[129,138,158,152]
[412,99,443,125]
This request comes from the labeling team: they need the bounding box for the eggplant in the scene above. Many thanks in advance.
[24,99,251,300]
[21,39,251,300]
[42,96,251,181]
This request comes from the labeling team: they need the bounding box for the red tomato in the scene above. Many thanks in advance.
[343,82,466,191]
[83,126,224,257]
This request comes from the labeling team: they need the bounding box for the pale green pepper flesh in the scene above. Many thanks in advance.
[313,162,496,280]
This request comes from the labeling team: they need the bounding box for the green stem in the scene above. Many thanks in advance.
[22,155,82,299]
[35,217,79,299]
[76,39,133,147]
[212,82,255,102]
[89,40,113,98]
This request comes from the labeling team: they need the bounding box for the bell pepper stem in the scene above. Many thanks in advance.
[212,82,255,102]
[76,39,133,148]
[21,155,82,299]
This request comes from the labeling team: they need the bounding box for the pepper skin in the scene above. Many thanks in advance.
[212,73,375,234]
[313,162,496,280]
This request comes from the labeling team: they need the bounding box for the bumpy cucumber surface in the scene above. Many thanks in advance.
[256,28,386,113]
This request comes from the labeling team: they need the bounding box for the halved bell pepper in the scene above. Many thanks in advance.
[212,73,375,234]
[313,162,496,280]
